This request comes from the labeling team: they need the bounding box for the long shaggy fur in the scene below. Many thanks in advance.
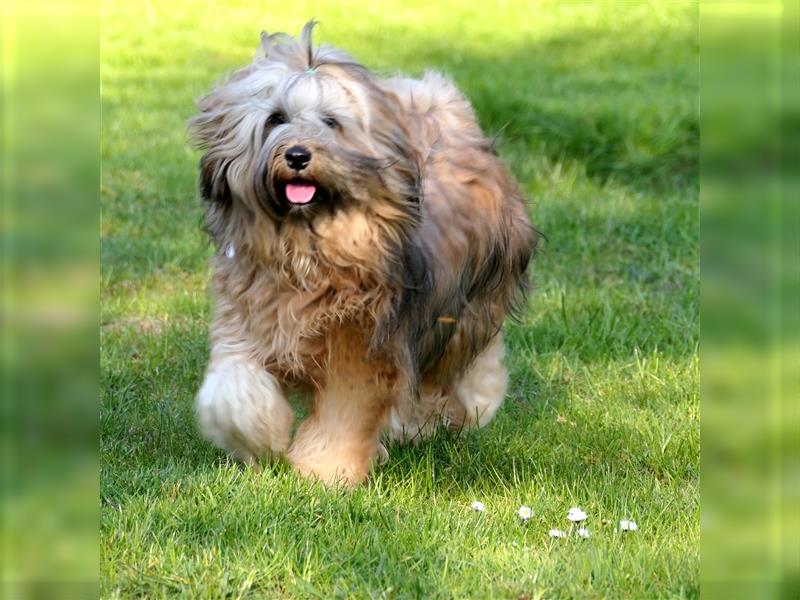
[190,21,538,485]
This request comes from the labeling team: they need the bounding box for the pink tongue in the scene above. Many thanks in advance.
[285,183,316,204]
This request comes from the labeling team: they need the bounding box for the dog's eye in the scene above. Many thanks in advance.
[322,116,339,129]
[267,112,286,126]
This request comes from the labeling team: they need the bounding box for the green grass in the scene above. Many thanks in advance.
[101,1,699,597]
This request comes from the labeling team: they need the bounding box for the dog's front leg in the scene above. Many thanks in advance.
[287,329,393,486]
[195,345,294,465]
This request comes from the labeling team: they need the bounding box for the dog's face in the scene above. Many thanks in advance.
[191,23,420,226]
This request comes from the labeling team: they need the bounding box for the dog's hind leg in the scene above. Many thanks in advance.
[449,331,508,428]
[388,331,508,443]
[386,386,452,444]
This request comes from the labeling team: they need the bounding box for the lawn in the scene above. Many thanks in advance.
[101,1,699,598]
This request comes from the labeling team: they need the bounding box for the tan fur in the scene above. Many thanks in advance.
[190,22,537,486]
[287,325,394,485]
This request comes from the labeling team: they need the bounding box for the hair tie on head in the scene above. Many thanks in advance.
[306,67,316,76]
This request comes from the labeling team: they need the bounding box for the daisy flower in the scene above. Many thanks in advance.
[549,528,567,538]
[619,519,638,532]
[567,507,588,523]
[470,500,485,512]
[517,505,532,521]
[577,527,591,539]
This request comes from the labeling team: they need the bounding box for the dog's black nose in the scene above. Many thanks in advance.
[285,145,311,170]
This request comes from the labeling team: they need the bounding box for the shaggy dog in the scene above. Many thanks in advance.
[190,22,537,486]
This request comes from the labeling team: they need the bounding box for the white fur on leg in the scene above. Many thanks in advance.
[195,356,294,463]
[453,332,508,427]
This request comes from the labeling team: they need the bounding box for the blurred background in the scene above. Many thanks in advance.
[700,2,798,598]
[1,0,796,598]
[1,0,99,598]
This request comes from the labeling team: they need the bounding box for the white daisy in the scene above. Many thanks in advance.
[619,519,638,532]
[577,527,591,539]
[549,528,567,538]
[567,507,588,523]
[471,500,485,512]
[518,505,532,521]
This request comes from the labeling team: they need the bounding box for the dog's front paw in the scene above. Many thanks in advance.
[287,454,368,487]
[195,360,294,463]
[286,426,378,487]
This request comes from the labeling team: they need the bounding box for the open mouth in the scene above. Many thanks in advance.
[281,180,318,206]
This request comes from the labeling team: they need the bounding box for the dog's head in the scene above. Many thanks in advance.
[189,21,421,226]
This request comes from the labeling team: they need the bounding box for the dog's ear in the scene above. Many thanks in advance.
[199,154,230,205]
[189,96,232,205]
